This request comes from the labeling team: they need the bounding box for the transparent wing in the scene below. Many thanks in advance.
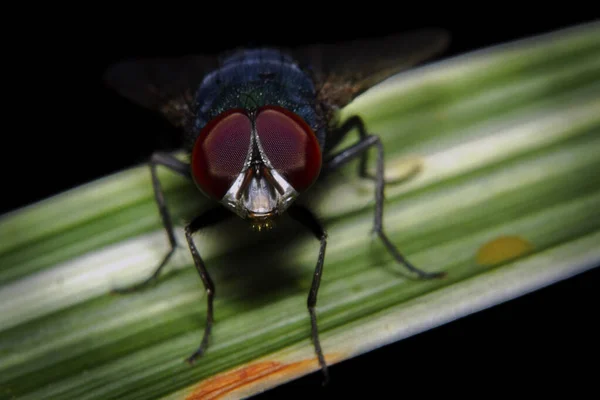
[103,54,220,127]
[103,29,450,130]
[289,28,451,109]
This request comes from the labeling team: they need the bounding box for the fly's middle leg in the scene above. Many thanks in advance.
[112,152,192,294]
[330,116,378,181]
[324,117,445,280]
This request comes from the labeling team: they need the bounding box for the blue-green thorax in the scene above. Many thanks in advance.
[188,49,325,151]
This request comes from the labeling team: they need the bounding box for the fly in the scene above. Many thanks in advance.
[104,29,450,383]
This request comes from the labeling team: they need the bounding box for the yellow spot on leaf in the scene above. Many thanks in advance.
[366,155,424,185]
[476,235,533,267]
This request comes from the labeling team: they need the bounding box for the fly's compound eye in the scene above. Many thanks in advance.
[255,106,322,192]
[191,109,252,199]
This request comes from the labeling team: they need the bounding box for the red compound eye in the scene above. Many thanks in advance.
[255,106,322,192]
[191,109,252,199]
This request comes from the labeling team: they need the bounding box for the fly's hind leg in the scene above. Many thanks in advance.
[324,117,445,280]
[112,152,192,294]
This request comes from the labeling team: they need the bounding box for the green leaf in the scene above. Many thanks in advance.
[1,21,599,400]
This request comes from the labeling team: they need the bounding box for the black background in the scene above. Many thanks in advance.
[3,10,599,398]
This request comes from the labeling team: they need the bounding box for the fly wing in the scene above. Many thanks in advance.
[290,28,451,109]
[104,30,449,129]
[103,54,220,128]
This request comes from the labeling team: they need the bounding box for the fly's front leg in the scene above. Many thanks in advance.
[324,117,445,280]
[288,205,329,385]
[113,152,192,294]
[184,206,233,363]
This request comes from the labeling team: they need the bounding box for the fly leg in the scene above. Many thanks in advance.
[324,117,445,280]
[288,205,329,385]
[329,116,375,181]
[112,152,192,294]
[184,206,233,363]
